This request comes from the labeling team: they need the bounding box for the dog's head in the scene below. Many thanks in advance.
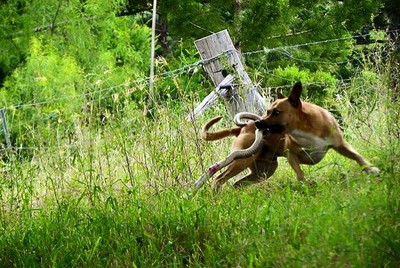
[255,82,303,134]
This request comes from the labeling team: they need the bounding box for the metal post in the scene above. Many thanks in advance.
[149,0,157,105]
[0,109,11,149]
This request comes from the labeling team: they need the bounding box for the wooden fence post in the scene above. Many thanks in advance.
[190,29,265,119]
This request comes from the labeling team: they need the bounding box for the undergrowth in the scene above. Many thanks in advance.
[0,72,399,267]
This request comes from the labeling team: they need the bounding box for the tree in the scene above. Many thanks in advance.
[0,0,151,148]
[0,0,152,84]
[154,0,381,50]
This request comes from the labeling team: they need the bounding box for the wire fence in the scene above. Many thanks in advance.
[6,27,399,112]
[0,30,394,152]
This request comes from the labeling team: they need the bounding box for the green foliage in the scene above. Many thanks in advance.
[0,2,398,265]
[261,64,337,106]
[158,0,235,47]
[0,0,151,148]
[0,38,83,146]
[0,39,399,264]
[0,0,151,83]
[158,0,382,52]
[0,72,398,266]
[151,46,212,107]
[240,0,291,49]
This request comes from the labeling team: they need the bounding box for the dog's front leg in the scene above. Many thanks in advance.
[287,151,306,182]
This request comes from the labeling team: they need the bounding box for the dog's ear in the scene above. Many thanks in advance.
[276,88,285,99]
[288,82,302,108]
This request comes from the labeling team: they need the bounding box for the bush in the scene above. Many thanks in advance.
[0,38,84,147]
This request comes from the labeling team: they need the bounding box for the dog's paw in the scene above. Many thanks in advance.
[364,166,380,177]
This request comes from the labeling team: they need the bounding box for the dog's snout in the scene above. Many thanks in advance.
[255,120,270,131]
[254,120,264,130]
[255,120,285,134]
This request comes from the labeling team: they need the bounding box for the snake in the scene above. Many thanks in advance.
[186,112,265,197]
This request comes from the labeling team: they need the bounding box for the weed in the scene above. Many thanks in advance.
[0,64,399,267]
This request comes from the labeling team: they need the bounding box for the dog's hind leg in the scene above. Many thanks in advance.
[333,141,380,176]
[233,158,278,188]
[213,157,257,190]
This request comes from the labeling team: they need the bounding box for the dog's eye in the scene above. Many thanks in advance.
[271,109,281,116]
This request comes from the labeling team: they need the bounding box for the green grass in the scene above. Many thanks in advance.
[1,172,398,267]
[0,81,399,267]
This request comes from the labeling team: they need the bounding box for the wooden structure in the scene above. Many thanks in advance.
[188,29,265,120]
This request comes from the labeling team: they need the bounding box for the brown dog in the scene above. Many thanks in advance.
[202,82,380,189]
[202,117,284,189]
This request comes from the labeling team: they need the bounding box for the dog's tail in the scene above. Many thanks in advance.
[202,116,241,141]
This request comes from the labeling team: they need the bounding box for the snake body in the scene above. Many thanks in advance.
[234,112,262,126]
[183,112,265,197]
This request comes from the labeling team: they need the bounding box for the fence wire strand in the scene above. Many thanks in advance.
[0,30,394,151]
[3,30,394,111]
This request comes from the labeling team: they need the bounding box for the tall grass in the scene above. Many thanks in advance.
[0,70,399,267]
